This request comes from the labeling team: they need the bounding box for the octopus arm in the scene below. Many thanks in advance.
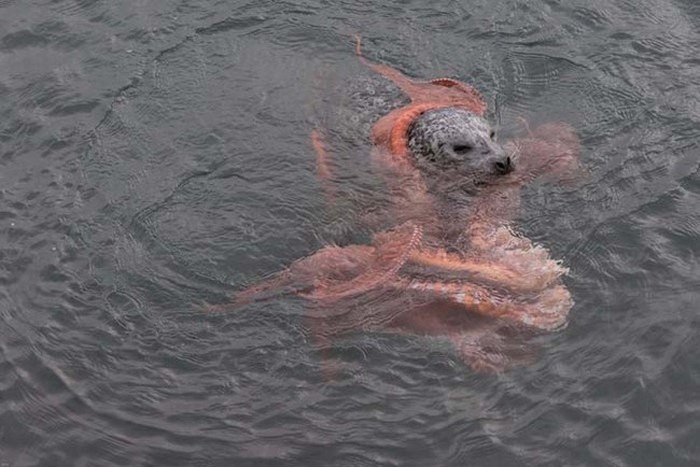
[448,333,513,372]
[355,35,487,114]
[408,246,564,293]
[304,223,423,302]
[384,297,543,372]
[446,329,541,372]
[233,244,377,307]
[401,280,571,331]
[511,122,583,185]
[234,223,423,306]
[310,128,336,203]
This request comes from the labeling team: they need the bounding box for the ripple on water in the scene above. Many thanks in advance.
[2,0,700,464]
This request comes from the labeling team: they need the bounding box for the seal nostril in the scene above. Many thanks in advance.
[494,156,512,175]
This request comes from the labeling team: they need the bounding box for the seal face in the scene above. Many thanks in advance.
[407,108,513,181]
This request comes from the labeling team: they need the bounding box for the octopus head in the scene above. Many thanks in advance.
[407,108,513,183]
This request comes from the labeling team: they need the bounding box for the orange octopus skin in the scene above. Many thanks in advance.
[354,35,487,164]
[351,34,576,305]
[231,37,581,374]
[400,280,571,331]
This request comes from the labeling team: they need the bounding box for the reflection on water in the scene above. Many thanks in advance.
[1,0,700,465]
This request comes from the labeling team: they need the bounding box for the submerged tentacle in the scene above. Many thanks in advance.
[232,270,304,308]
[310,128,336,203]
[354,35,487,113]
[354,34,427,100]
[408,246,565,294]
[401,279,571,331]
[306,223,423,301]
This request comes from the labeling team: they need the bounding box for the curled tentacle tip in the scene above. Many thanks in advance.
[199,301,233,314]
[354,34,363,56]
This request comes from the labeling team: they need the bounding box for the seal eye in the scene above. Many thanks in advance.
[489,130,496,140]
[452,144,472,155]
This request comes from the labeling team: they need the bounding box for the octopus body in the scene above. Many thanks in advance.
[234,37,582,373]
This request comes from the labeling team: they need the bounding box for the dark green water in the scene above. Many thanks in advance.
[1,1,700,465]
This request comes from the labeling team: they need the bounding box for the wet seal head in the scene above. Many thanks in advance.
[407,108,513,181]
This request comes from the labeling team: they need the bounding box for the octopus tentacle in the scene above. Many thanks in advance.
[354,34,429,101]
[232,270,303,308]
[305,223,423,302]
[449,334,511,372]
[427,77,486,110]
[402,279,570,331]
[354,35,486,111]
[310,128,336,202]
[408,247,564,294]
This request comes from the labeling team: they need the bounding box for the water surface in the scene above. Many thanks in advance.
[1,0,700,465]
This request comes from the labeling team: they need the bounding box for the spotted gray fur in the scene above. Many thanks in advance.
[407,108,512,180]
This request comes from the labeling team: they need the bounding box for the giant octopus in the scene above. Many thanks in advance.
[234,37,582,372]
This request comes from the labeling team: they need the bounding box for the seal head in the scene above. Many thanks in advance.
[407,108,512,182]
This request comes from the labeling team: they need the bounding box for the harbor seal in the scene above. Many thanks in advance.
[232,37,583,374]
